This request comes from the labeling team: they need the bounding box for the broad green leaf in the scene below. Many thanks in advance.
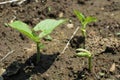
[39,32,47,38]
[83,16,97,28]
[8,21,39,42]
[76,52,91,58]
[74,10,85,23]
[33,19,66,38]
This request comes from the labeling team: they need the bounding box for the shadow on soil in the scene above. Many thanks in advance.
[101,46,120,55]
[74,68,90,80]
[70,36,85,49]
[3,52,59,80]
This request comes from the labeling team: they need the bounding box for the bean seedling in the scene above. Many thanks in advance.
[76,48,92,72]
[7,19,66,63]
[74,10,97,37]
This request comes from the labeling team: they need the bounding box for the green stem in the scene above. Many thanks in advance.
[88,57,92,72]
[83,31,86,38]
[81,27,86,38]
[83,36,85,49]
[81,28,86,49]
[36,42,40,63]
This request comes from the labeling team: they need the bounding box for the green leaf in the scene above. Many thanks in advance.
[83,16,97,28]
[76,52,91,58]
[39,43,45,49]
[8,21,39,42]
[76,48,91,57]
[38,32,47,38]
[86,16,97,23]
[76,48,90,53]
[44,35,53,41]
[74,10,85,23]
[33,19,66,38]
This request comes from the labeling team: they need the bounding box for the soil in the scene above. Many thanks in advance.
[0,0,120,80]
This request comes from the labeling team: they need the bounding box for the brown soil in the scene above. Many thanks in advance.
[0,0,120,80]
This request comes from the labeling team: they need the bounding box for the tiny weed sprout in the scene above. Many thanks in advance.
[76,48,92,72]
[116,32,120,36]
[7,19,66,63]
[74,10,97,37]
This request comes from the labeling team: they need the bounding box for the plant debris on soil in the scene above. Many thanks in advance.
[0,0,120,80]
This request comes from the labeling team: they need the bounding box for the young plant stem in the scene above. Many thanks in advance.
[36,42,40,63]
[61,26,80,54]
[81,30,86,38]
[83,36,86,49]
[81,28,86,49]
[88,57,92,72]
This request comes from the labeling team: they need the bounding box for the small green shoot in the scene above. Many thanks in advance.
[74,10,97,37]
[48,6,52,12]
[76,48,92,72]
[7,19,66,63]
[116,32,120,36]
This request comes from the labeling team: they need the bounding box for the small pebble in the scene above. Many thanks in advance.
[67,23,74,29]
[101,7,104,10]
[59,12,64,18]
[109,63,116,73]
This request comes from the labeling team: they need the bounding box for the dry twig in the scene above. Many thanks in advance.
[0,0,27,5]
[17,0,26,5]
[0,50,15,62]
[61,26,80,54]
[0,0,19,5]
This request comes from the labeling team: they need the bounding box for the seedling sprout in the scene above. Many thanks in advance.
[74,10,97,37]
[7,19,66,63]
[76,48,92,72]
[116,32,120,36]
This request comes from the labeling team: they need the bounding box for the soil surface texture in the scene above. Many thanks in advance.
[0,0,120,80]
